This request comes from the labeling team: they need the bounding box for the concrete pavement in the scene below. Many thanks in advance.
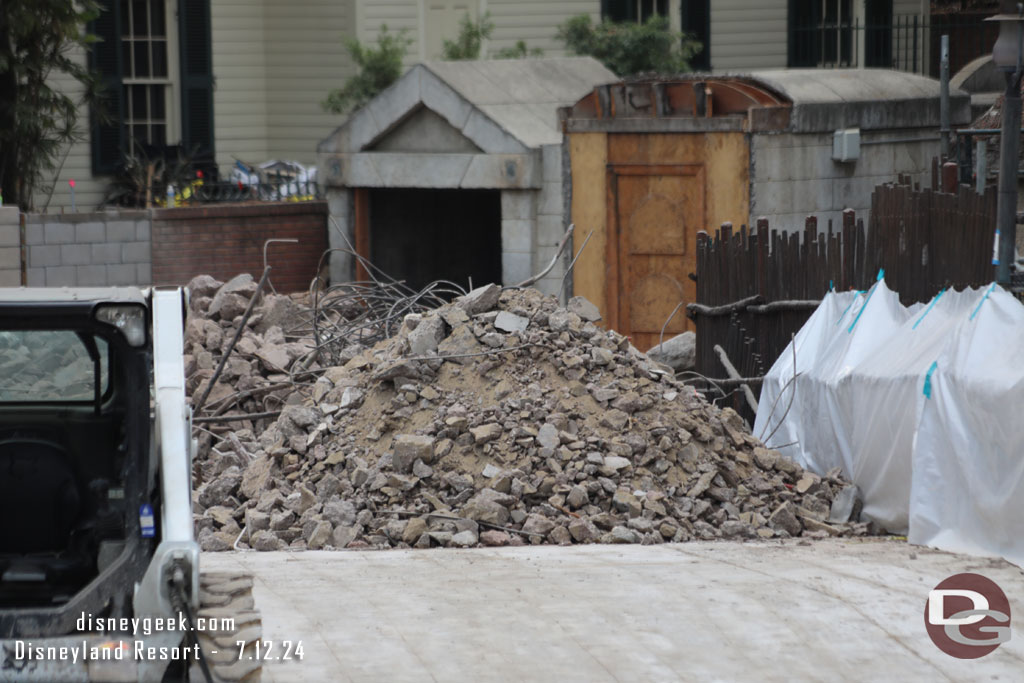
[202,539,1024,682]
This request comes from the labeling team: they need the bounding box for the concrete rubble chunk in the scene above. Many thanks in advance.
[451,530,479,547]
[536,423,560,450]
[457,284,501,315]
[408,315,446,356]
[549,526,572,545]
[567,296,601,322]
[331,526,360,548]
[437,325,482,364]
[600,409,629,431]
[566,484,589,509]
[250,530,286,551]
[607,526,642,544]
[402,518,428,545]
[461,499,510,526]
[239,455,276,500]
[612,490,643,518]
[645,332,696,372]
[480,530,511,546]
[494,311,529,333]
[198,467,242,509]
[769,502,803,537]
[256,345,291,371]
[568,518,599,543]
[795,473,821,494]
[186,274,223,299]
[470,423,502,444]
[599,456,631,477]
[393,434,434,472]
[209,273,257,318]
[308,520,334,549]
[522,514,556,537]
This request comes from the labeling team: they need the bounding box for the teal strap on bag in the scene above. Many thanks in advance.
[912,288,946,330]
[836,290,865,326]
[923,361,938,399]
[969,283,997,321]
[847,284,877,333]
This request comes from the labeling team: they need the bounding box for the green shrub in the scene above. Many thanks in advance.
[441,13,493,60]
[323,25,411,115]
[556,14,700,76]
[442,13,542,61]
[494,40,545,59]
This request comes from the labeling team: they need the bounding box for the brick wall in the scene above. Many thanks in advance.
[24,210,151,287]
[151,202,328,293]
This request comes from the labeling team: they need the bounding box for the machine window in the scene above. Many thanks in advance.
[0,331,110,401]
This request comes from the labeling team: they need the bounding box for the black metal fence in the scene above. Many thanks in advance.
[789,13,998,77]
[165,177,323,207]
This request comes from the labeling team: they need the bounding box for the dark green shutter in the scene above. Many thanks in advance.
[682,1,711,71]
[89,2,125,175]
[179,0,215,168]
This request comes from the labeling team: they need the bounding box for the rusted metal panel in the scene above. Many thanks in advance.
[564,77,792,135]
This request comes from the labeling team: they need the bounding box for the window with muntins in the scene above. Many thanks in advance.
[89,0,213,175]
[120,0,172,149]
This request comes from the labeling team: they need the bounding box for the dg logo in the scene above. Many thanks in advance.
[925,573,1012,659]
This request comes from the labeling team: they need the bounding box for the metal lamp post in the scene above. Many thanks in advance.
[988,2,1024,285]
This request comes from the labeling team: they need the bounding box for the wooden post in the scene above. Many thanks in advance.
[941,161,958,194]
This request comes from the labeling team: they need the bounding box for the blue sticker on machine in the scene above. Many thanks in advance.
[140,503,155,538]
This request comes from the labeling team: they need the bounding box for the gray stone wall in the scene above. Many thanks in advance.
[533,144,569,299]
[0,208,22,286]
[499,190,536,287]
[750,130,940,231]
[25,211,152,287]
[326,189,354,285]
[499,145,569,299]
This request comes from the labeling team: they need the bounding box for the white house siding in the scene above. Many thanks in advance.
[33,46,107,214]
[356,0,423,61]
[709,0,788,71]
[357,1,599,64]
[486,0,599,57]
[212,0,271,172]
[262,0,356,164]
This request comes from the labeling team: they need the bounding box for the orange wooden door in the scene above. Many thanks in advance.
[608,164,703,351]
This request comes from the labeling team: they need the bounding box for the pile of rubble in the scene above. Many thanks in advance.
[188,276,869,552]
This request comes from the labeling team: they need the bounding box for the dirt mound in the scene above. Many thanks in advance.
[187,278,869,551]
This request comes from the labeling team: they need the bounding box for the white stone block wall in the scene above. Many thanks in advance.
[24,211,152,287]
[750,131,941,232]
[0,208,22,287]
[326,188,355,284]
[500,190,536,288]
[533,144,569,300]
